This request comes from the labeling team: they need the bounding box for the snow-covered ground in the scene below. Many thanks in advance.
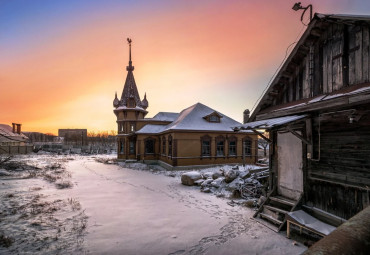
[0,155,306,254]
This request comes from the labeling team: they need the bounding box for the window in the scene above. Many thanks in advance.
[128,98,136,108]
[203,112,222,123]
[162,137,166,154]
[216,141,224,156]
[130,124,135,132]
[145,139,154,154]
[120,123,124,132]
[168,135,172,157]
[243,138,252,156]
[229,140,236,156]
[209,115,219,122]
[202,141,211,156]
[129,140,135,154]
[119,140,125,154]
[201,135,211,157]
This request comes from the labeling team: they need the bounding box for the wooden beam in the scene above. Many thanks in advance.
[305,118,313,158]
[252,130,272,144]
[287,126,312,145]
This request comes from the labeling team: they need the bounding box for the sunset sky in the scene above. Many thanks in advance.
[1,0,370,135]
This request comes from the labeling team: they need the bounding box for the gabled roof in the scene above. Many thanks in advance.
[135,124,167,134]
[0,124,29,143]
[136,103,242,134]
[151,112,179,122]
[250,13,370,121]
[114,41,147,110]
[166,103,240,131]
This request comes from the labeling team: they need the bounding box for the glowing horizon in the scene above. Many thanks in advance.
[1,0,369,135]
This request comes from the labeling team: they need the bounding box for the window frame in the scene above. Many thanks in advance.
[162,137,166,155]
[129,139,135,154]
[215,135,225,157]
[228,136,237,157]
[243,137,252,157]
[144,138,155,155]
[119,139,125,154]
[168,135,172,157]
[200,135,212,157]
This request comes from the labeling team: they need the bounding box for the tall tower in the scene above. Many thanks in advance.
[114,38,149,159]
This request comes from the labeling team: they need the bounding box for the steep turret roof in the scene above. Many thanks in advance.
[114,38,147,109]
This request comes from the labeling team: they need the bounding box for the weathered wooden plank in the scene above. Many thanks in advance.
[303,55,310,98]
[327,24,333,92]
[323,38,328,93]
[348,26,357,85]
[355,27,363,83]
[362,26,369,82]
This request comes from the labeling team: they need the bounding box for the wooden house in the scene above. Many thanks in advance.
[113,40,258,169]
[235,14,370,231]
[0,123,32,154]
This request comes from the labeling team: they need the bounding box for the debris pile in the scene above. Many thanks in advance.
[181,166,269,204]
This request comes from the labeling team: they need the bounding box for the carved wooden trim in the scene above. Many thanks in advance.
[200,135,212,158]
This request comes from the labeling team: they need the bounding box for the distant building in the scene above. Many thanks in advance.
[0,123,32,154]
[113,40,257,169]
[58,129,87,146]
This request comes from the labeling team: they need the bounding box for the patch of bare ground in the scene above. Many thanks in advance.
[0,155,87,254]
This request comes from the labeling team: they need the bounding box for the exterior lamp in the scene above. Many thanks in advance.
[292,2,313,23]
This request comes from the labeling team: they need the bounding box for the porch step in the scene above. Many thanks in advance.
[264,205,289,215]
[270,196,296,207]
[260,212,283,226]
[253,216,279,232]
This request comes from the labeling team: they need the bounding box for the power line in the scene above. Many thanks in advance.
[250,23,307,115]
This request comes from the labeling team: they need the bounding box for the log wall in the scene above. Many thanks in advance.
[306,110,370,219]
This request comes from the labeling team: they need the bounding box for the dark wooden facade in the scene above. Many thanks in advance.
[248,14,370,222]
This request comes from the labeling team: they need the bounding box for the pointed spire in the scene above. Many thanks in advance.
[113,91,119,107]
[141,92,149,109]
[126,38,134,71]
[118,37,144,109]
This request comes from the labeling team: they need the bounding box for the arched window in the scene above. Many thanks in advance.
[215,135,225,156]
[129,139,135,154]
[228,136,237,156]
[162,137,166,154]
[119,139,125,154]
[128,98,136,108]
[243,137,252,156]
[201,135,211,157]
[145,138,155,154]
[168,135,172,157]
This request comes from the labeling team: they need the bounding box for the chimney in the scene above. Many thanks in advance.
[243,109,250,124]
[16,124,21,134]
[12,123,16,133]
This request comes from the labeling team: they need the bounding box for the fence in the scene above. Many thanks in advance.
[0,145,34,155]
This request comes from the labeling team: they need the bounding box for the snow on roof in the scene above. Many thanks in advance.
[236,115,307,130]
[135,124,167,134]
[136,103,242,134]
[316,13,370,22]
[165,103,241,132]
[0,124,29,142]
[151,112,179,122]
[258,83,370,115]
[114,105,147,112]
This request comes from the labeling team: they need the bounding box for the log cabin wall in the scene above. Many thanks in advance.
[270,22,370,109]
[305,105,370,219]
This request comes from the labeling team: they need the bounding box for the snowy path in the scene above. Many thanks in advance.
[64,157,305,255]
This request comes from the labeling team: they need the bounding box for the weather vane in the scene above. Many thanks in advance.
[127,38,132,46]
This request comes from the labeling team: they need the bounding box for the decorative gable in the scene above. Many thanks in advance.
[203,112,223,123]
